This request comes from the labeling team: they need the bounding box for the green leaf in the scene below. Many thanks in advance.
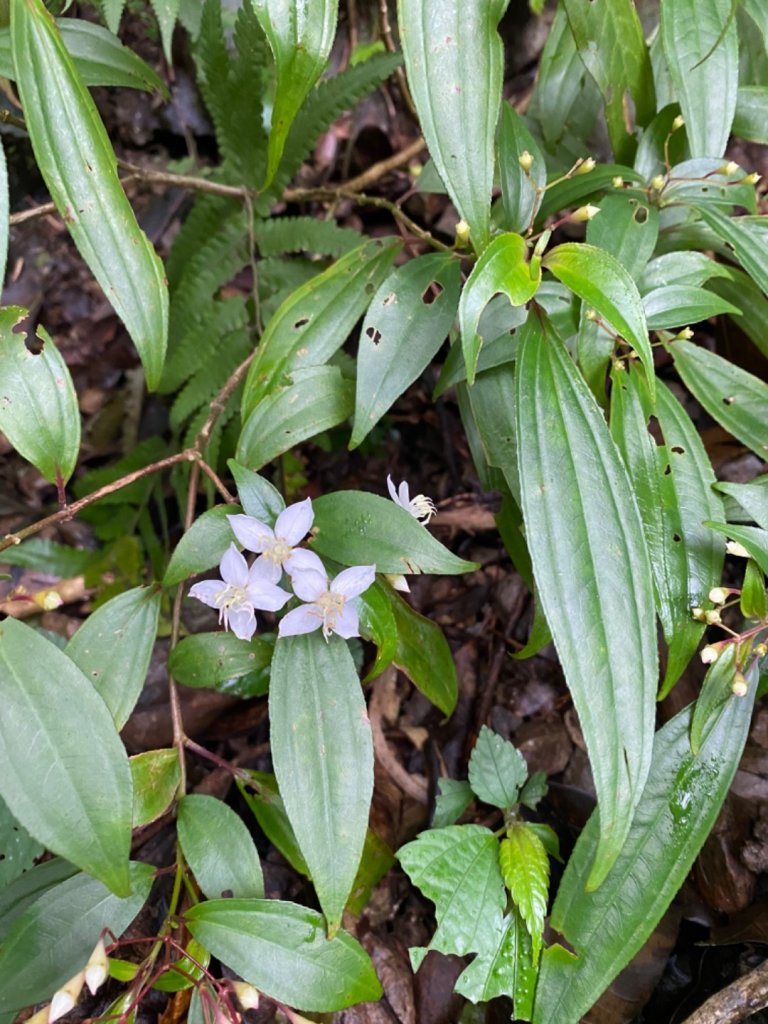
[0,619,132,896]
[432,779,474,829]
[741,558,767,620]
[397,825,506,965]
[455,908,536,1017]
[11,0,169,389]
[270,633,373,935]
[0,858,79,944]
[239,771,309,877]
[708,268,768,359]
[149,0,181,64]
[715,478,768,530]
[186,898,381,1011]
[705,522,768,576]
[0,138,7,291]
[691,207,768,295]
[639,251,732,292]
[562,0,654,162]
[542,242,655,398]
[242,238,399,418]
[498,102,546,234]
[151,936,209,993]
[0,795,43,890]
[169,632,274,697]
[532,684,756,1024]
[664,158,756,211]
[499,824,549,960]
[350,253,461,448]
[537,163,641,223]
[397,0,509,251]
[65,586,161,729]
[130,749,180,828]
[690,645,738,756]
[357,578,397,682]
[669,338,768,458]
[228,459,285,525]
[0,307,80,484]
[311,490,479,576]
[516,313,657,889]
[468,725,527,810]
[585,192,659,281]
[253,216,364,258]
[460,232,541,384]
[643,284,740,329]
[164,504,241,587]
[346,828,395,916]
[0,862,153,1013]
[733,86,768,143]
[178,794,264,900]
[661,0,737,158]
[0,537,99,576]
[633,103,686,182]
[237,366,354,470]
[252,0,338,188]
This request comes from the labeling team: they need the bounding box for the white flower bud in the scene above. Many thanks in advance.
[585,308,598,321]
[726,540,750,558]
[570,204,600,223]
[708,587,728,605]
[675,327,694,340]
[691,607,706,621]
[701,645,720,664]
[384,573,410,592]
[704,609,722,625]
[577,157,596,174]
[49,972,85,1023]
[518,150,534,173]
[743,172,761,185]
[611,175,624,188]
[454,220,471,247]
[720,161,740,175]
[85,938,109,995]
[671,114,685,130]
[732,672,749,697]
[651,174,666,191]
[232,981,260,1010]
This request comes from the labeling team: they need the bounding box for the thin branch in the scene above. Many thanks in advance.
[342,136,426,192]
[680,958,768,1024]
[118,160,253,202]
[195,351,256,451]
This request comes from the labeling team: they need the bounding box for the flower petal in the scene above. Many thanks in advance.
[332,564,376,599]
[290,567,327,602]
[228,514,273,553]
[285,547,324,576]
[278,604,322,637]
[275,497,314,545]
[228,605,257,641]
[246,576,292,612]
[252,553,282,585]
[333,602,360,639]
[188,580,224,608]
[386,474,399,504]
[220,544,249,586]
[398,480,411,507]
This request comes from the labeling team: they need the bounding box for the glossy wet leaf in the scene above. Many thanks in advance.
[498,102,546,233]
[130,749,181,828]
[516,313,657,889]
[643,284,740,329]
[270,633,373,935]
[500,824,549,961]
[468,725,527,810]
[690,645,738,756]
[164,504,242,587]
[638,251,732,292]
[357,578,397,682]
[169,632,274,696]
[0,618,132,896]
[178,794,264,900]
[11,0,168,388]
[455,908,536,1017]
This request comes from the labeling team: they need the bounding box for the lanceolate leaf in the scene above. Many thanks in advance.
[542,243,655,398]
[65,586,161,729]
[692,206,768,296]
[715,478,768,530]
[178,794,264,900]
[0,308,80,484]
[0,795,43,891]
[11,0,169,389]
[689,645,738,756]
[0,619,133,896]
[705,522,768,576]
[186,899,382,1012]
[270,634,373,935]
[661,0,737,159]
[239,772,309,877]
[397,0,510,251]
[642,284,740,330]
[516,312,657,889]
[532,684,756,1024]
[498,102,546,234]
[252,0,339,188]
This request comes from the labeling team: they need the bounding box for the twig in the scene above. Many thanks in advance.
[342,136,426,192]
[119,160,253,202]
[679,957,768,1024]
[194,351,256,451]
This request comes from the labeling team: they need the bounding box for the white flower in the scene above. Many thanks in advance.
[387,475,436,524]
[228,498,315,583]
[189,544,291,641]
[278,551,376,641]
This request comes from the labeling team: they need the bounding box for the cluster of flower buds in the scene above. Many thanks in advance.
[30,939,109,1024]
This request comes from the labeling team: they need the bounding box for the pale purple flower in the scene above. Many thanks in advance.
[387,475,436,524]
[228,498,314,584]
[189,544,291,641]
[278,550,376,641]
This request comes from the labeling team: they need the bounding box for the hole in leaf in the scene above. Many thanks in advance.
[382,292,397,307]
[293,317,309,330]
[673,533,682,543]
[366,326,382,345]
[365,282,375,295]
[633,205,649,224]
[663,464,672,476]
[723,395,735,404]
[671,445,685,455]
[421,281,444,305]
[648,416,664,446]
[24,333,44,356]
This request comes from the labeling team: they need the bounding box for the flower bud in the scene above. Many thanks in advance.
[755,642,767,657]
[577,157,596,174]
[585,308,598,321]
[671,114,685,131]
[675,327,694,340]
[708,587,729,605]
[454,220,471,247]
[726,540,750,558]
[518,150,534,173]
[720,161,739,175]
[49,972,85,1023]
[85,938,109,995]
[731,671,748,697]
[611,175,624,188]
[701,644,721,664]
[570,205,600,223]
[651,174,666,191]
[743,172,761,185]
[384,573,410,593]
[232,981,260,1010]
[704,609,722,625]
[34,589,63,611]
[691,607,706,621]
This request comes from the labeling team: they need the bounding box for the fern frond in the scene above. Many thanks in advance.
[166,194,242,289]
[254,216,364,258]
[170,326,250,428]
[161,297,249,395]
[258,256,325,322]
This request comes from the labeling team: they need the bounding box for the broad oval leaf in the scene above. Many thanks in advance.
[311,490,479,576]
[499,825,549,961]
[185,898,382,1012]
[516,313,657,889]
[460,232,541,384]
[131,748,180,828]
[0,862,153,1013]
[169,631,274,696]
[237,366,354,471]
[164,504,242,587]
[270,633,373,935]
[242,238,400,418]
[661,0,737,159]
[11,0,169,389]
[397,0,509,251]
[253,0,338,188]
[178,794,264,900]
[350,253,461,448]
[0,618,133,895]
[542,242,655,399]
[468,725,527,810]
[0,308,80,484]
[65,586,161,729]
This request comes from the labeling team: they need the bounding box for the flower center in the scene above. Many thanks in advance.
[265,538,292,565]
[410,494,437,522]
[215,583,249,611]
[316,590,346,635]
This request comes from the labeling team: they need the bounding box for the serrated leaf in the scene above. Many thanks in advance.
[468,725,528,810]
[432,779,474,829]
[397,825,506,962]
[310,490,479,576]
[516,313,657,889]
[542,242,655,399]
[350,253,461,448]
[11,0,168,389]
[270,633,373,935]
[532,682,755,1024]
[0,862,153,1014]
[455,908,537,1018]
[239,771,309,877]
[0,618,132,896]
[705,522,768,576]
[0,307,80,485]
[164,504,242,587]
[131,749,180,828]
[186,898,381,1011]
[0,795,43,890]
[460,232,540,384]
[661,0,737,159]
[253,0,338,188]
[169,632,274,697]
[643,284,740,329]
[500,825,549,961]
[237,365,354,470]
[242,238,400,418]
[253,215,364,258]
[519,774,549,813]
[669,338,768,458]
[498,102,546,234]
[178,794,264,900]
[149,0,180,63]
[585,193,659,281]
[65,586,160,729]
[397,0,509,251]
